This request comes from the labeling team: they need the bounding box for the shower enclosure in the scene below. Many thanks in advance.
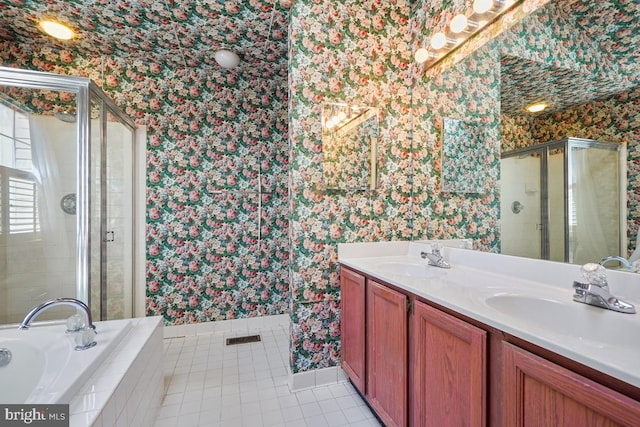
[500,137,624,265]
[0,67,136,324]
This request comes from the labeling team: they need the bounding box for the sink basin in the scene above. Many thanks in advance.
[485,294,640,347]
[373,261,447,278]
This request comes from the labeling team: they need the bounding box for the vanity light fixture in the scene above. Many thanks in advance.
[414,48,430,63]
[526,102,547,113]
[450,14,469,33]
[473,0,494,14]
[415,0,521,67]
[39,20,74,40]
[430,32,447,50]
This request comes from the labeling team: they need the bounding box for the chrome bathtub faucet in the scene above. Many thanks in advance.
[420,242,451,269]
[572,263,636,314]
[19,298,97,350]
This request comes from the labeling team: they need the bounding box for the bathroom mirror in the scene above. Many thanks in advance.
[441,117,491,193]
[413,0,639,266]
[322,102,378,191]
[496,0,638,265]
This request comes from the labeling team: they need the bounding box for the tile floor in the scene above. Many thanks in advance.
[153,324,382,427]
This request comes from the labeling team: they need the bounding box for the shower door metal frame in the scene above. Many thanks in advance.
[502,144,556,260]
[0,66,137,320]
[502,137,623,263]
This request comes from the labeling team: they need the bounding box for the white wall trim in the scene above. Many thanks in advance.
[163,313,291,338]
[134,125,147,318]
[289,366,350,391]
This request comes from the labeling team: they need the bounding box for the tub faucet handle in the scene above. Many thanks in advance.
[65,314,86,333]
[74,327,97,351]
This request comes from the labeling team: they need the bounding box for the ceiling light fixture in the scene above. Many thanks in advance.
[39,20,74,40]
[214,49,241,69]
[526,102,547,113]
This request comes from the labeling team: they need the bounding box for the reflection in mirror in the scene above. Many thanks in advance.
[501,138,623,265]
[496,0,639,267]
[442,117,491,193]
[322,103,378,190]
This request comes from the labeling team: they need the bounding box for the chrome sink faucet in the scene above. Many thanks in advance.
[599,255,636,272]
[572,263,636,314]
[19,298,97,350]
[420,242,451,269]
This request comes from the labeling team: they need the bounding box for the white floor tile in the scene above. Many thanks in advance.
[154,325,377,427]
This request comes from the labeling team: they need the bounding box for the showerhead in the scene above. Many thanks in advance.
[54,109,76,123]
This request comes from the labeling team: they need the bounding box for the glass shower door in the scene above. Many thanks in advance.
[547,148,566,262]
[88,101,134,320]
[0,87,79,323]
[102,110,134,320]
[568,143,621,265]
[500,151,543,259]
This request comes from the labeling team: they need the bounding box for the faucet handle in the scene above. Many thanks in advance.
[74,327,97,351]
[580,263,608,287]
[65,314,86,333]
[572,281,589,291]
[431,241,442,253]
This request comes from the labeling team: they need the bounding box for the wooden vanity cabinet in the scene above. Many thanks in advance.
[340,268,408,426]
[340,268,366,394]
[502,342,640,427]
[410,300,487,427]
[340,265,640,427]
[367,280,408,427]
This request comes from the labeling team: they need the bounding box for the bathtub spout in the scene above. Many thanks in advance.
[19,298,96,333]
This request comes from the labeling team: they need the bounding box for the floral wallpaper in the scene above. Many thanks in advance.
[0,0,290,78]
[288,0,415,372]
[0,42,290,325]
[500,55,633,116]
[411,42,501,248]
[441,117,494,193]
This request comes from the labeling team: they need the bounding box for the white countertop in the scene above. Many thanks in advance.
[338,241,640,389]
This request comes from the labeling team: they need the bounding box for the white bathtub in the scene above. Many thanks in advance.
[0,316,163,426]
[0,318,131,404]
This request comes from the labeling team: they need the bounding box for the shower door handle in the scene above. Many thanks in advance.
[104,231,115,242]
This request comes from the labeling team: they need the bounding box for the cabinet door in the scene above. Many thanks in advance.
[367,280,408,427]
[503,342,640,426]
[340,267,366,393]
[410,300,487,426]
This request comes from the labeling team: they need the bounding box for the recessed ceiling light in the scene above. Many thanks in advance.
[39,20,75,40]
[527,102,547,113]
